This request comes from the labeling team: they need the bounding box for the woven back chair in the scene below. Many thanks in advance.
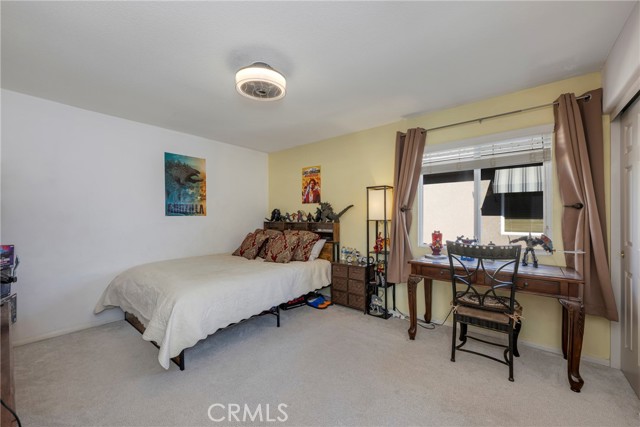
[446,241,523,382]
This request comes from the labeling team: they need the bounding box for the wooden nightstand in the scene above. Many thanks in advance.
[331,262,373,312]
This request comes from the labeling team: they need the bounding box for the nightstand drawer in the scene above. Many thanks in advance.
[348,294,366,310]
[333,264,348,278]
[349,267,367,281]
[333,277,348,292]
[348,279,366,296]
[332,290,348,306]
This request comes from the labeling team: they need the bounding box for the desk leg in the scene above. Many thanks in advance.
[559,299,585,393]
[407,275,422,340]
[423,278,432,324]
[561,307,568,359]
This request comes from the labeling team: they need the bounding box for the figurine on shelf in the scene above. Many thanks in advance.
[509,233,554,268]
[376,261,385,275]
[314,202,354,222]
[377,271,386,287]
[370,294,384,315]
[373,232,384,253]
[430,230,443,255]
[306,212,314,222]
[341,247,361,263]
[265,208,282,222]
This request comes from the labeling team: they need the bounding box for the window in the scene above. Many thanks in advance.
[418,128,553,250]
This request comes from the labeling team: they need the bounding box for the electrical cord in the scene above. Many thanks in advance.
[1,398,22,427]
[393,306,455,330]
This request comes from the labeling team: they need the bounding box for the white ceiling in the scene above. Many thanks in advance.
[1,1,636,153]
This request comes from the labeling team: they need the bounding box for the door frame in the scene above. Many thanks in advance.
[609,83,640,369]
[610,116,622,369]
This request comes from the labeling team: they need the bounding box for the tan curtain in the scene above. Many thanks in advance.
[388,128,426,284]
[554,89,618,321]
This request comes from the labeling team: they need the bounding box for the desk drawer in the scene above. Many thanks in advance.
[333,277,348,292]
[348,280,366,296]
[517,277,561,295]
[416,265,450,280]
[333,264,348,278]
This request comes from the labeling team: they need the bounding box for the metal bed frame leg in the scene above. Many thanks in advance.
[274,305,280,327]
[173,350,185,371]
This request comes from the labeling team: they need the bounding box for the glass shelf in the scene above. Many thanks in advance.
[368,281,394,289]
[367,309,392,319]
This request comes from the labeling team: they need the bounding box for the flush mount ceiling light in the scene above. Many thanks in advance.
[235,62,286,101]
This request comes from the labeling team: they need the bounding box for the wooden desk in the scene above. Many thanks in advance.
[407,257,585,393]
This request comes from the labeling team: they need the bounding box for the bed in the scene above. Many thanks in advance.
[95,230,335,370]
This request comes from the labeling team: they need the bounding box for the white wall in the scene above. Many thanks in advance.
[1,90,268,345]
[603,1,640,116]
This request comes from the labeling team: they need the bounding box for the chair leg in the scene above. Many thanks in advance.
[513,320,522,357]
[459,322,468,344]
[508,327,514,382]
[451,316,457,362]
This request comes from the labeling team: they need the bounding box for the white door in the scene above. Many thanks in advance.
[621,96,640,397]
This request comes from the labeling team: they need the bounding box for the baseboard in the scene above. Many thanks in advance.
[15,310,612,367]
[517,339,610,367]
[14,313,123,347]
[419,316,611,367]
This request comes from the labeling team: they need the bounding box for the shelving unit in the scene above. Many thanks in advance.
[366,185,395,319]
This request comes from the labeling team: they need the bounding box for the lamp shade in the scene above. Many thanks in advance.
[368,188,393,220]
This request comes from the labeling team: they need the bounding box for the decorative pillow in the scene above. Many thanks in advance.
[255,229,283,259]
[285,230,320,261]
[232,232,269,260]
[308,239,327,261]
[264,233,300,263]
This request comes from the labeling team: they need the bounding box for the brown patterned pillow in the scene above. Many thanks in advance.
[255,229,283,259]
[232,232,269,260]
[264,233,300,263]
[285,230,320,261]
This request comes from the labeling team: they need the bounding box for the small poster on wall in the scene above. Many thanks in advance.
[302,166,321,204]
[0,245,15,270]
[165,152,206,216]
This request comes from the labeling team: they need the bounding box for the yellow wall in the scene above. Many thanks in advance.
[269,72,612,361]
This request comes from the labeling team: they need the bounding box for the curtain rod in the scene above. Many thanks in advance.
[425,94,591,133]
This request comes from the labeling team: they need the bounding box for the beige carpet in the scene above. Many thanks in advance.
[14,305,640,426]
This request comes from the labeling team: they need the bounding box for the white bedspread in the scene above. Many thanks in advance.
[95,254,331,369]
